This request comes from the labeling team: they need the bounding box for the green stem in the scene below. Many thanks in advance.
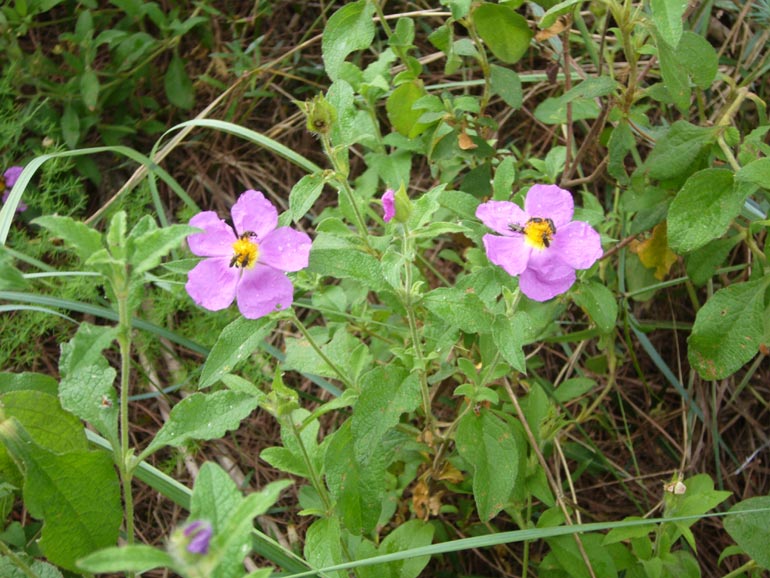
[0,541,41,578]
[290,310,355,389]
[320,134,372,248]
[400,225,434,434]
[722,560,757,578]
[115,277,136,573]
[287,416,333,514]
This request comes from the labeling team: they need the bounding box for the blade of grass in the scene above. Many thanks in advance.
[0,147,191,246]
[153,119,323,175]
[283,508,770,578]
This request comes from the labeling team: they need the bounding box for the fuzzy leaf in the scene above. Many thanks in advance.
[322,0,376,81]
[77,546,175,574]
[31,216,103,262]
[143,390,259,457]
[473,3,532,64]
[199,316,276,388]
[0,420,121,572]
[455,411,518,521]
[688,278,768,380]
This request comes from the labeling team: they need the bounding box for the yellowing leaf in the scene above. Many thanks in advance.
[630,222,678,280]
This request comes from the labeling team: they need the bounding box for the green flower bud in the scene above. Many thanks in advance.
[298,93,337,135]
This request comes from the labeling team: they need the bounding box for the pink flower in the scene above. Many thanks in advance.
[1,166,27,212]
[382,189,395,222]
[185,190,312,319]
[476,184,603,301]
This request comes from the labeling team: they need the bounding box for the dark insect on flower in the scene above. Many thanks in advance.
[508,217,557,248]
[229,231,259,269]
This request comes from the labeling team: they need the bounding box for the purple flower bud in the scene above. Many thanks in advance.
[1,166,27,212]
[382,189,396,223]
[183,520,213,555]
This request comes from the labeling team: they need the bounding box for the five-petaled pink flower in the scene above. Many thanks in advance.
[1,166,27,212]
[476,184,603,301]
[382,189,395,223]
[185,190,312,319]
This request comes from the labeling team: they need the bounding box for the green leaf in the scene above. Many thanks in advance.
[199,316,276,388]
[455,411,519,521]
[539,0,583,29]
[386,81,432,138]
[650,0,687,47]
[142,390,260,458]
[289,173,326,223]
[164,54,194,110]
[305,518,346,578]
[31,215,103,262]
[358,520,435,578]
[325,421,386,535]
[492,313,531,373]
[677,32,718,89]
[61,103,80,149]
[58,323,119,446]
[190,461,243,529]
[77,545,175,573]
[656,31,690,111]
[548,533,618,578]
[0,419,121,572]
[308,232,385,289]
[473,3,532,64]
[352,366,421,463]
[688,278,768,380]
[553,377,596,403]
[724,496,770,570]
[534,77,616,124]
[668,169,749,253]
[0,372,58,396]
[685,235,742,287]
[130,224,196,274]
[322,0,376,81]
[80,69,100,110]
[209,480,292,578]
[490,65,523,110]
[736,156,770,189]
[0,390,88,488]
[422,287,494,334]
[644,121,717,181]
[284,327,370,384]
[261,409,322,478]
[493,155,517,200]
[571,281,617,333]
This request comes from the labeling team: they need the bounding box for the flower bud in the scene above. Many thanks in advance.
[298,93,337,135]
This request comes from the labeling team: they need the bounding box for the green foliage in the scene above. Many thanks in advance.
[2,1,770,576]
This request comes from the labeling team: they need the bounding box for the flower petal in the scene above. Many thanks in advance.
[382,189,395,222]
[551,220,603,270]
[231,190,278,240]
[476,200,529,235]
[524,184,574,228]
[3,166,23,188]
[188,212,236,257]
[236,266,295,319]
[483,233,532,276]
[186,258,239,311]
[519,254,576,301]
[259,227,312,272]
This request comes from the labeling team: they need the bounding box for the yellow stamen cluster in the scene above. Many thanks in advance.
[0,176,6,193]
[524,218,556,250]
[230,235,259,269]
